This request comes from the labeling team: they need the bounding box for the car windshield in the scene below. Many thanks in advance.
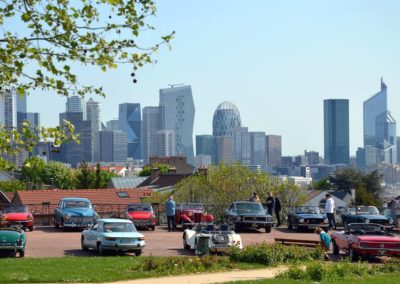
[236,203,264,214]
[4,206,29,213]
[182,203,203,210]
[347,206,379,215]
[103,222,137,233]
[295,206,319,214]
[127,204,152,212]
[64,201,91,208]
[347,223,384,235]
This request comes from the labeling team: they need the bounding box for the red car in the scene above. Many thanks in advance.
[175,203,214,230]
[0,205,34,231]
[125,203,156,230]
[332,223,400,261]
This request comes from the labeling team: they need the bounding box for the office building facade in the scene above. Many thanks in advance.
[233,127,251,166]
[212,101,241,136]
[250,132,266,171]
[157,130,176,157]
[142,106,161,164]
[196,135,216,163]
[266,135,282,167]
[119,103,141,159]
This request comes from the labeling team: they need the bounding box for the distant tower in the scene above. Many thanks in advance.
[66,95,86,119]
[250,131,266,171]
[86,98,101,162]
[119,103,141,159]
[324,99,349,164]
[157,130,176,157]
[0,89,17,128]
[142,106,161,164]
[212,101,241,136]
[266,135,282,167]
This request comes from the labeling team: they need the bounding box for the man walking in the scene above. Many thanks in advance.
[165,195,176,232]
[325,193,336,230]
[274,193,282,227]
[266,192,274,215]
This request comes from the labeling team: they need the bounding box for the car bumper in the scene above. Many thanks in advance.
[102,242,145,252]
[63,221,94,228]
[0,220,33,228]
[297,224,329,229]
[0,245,24,252]
[355,247,400,257]
[132,220,156,227]
[236,221,274,228]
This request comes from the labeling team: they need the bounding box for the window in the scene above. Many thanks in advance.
[116,191,129,198]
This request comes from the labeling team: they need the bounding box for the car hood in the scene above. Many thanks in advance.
[182,209,204,214]
[295,214,324,219]
[3,213,32,221]
[102,232,144,238]
[127,212,153,219]
[236,212,266,217]
[358,235,400,242]
[359,215,389,220]
[62,208,95,216]
[0,230,23,242]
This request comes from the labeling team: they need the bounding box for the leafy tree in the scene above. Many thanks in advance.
[0,180,24,192]
[41,161,75,189]
[94,162,101,189]
[329,167,362,191]
[75,161,93,189]
[139,163,170,176]
[0,0,173,164]
[21,156,46,188]
[312,177,332,191]
[90,168,119,189]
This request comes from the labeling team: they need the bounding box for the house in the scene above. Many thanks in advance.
[148,156,195,175]
[137,167,191,190]
[109,176,148,189]
[303,190,353,209]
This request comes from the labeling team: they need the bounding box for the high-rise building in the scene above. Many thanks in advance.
[215,136,234,164]
[86,98,101,162]
[196,135,216,163]
[16,94,27,113]
[142,106,161,164]
[159,85,195,164]
[119,103,141,159]
[212,101,241,136]
[363,79,397,165]
[324,99,349,164]
[250,132,266,171]
[0,89,17,128]
[94,130,128,163]
[304,150,319,165]
[157,130,176,157]
[66,95,86,119]
[266,135,282,167]
[106,119,120,131]
[113,131,128,162]
[233,127,251,165]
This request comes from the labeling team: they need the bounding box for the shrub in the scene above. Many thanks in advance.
[228,242,324,266]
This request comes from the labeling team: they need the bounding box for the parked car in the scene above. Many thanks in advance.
[383,200,400,229]
[287,206,328,232]
[125,203,156,231]
[224,201,274,233]
[81,218,145,256]
[0,226,26,257]
[341,206,393,230]
[54,197,98,230]
[182,223,242,256]
[0,205,34,231]
[331,223,400,261]
[175,203,214,230]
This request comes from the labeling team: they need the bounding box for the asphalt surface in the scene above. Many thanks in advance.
[24,225,320,258]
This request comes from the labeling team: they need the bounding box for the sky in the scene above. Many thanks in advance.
[27,0,400,157]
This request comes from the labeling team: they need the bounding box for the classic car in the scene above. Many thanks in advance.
[341,206,393,230]
[81,218,145,256]
[125,203,156,231]
[224,201,274,233]
[0,205,34,231]
[287,206,329,232]
[182,223,242,256]
[331,223,400,261]
[54,197,98,230]
[175,203,214,230]
[0,226,26,257]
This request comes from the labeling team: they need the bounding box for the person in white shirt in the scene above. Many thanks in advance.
[325,193,336,230]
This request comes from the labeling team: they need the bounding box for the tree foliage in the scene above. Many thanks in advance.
[0,180,24,192]
[139,163,170,176]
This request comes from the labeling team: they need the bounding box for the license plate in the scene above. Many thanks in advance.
[308,225,317,229]
[378,250,386,255]
[251,223,257,228]
[1,243,12,246]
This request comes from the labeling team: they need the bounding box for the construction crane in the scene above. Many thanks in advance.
[168,83,185,88]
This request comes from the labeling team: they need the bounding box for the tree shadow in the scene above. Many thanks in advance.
[167,248,194,256]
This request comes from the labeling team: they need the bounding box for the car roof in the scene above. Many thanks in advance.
[61,197,91,202]
[233,201,261,204]
[127,203,151,206]
[97,218,132,223]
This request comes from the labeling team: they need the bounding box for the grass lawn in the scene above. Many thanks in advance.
[0,256,265,283]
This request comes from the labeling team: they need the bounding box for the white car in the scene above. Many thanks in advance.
[182,223,243,256]
[81,218,145,256]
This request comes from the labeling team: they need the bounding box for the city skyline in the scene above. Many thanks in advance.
[23,1,400,156]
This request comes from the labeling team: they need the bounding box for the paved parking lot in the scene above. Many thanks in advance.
[25,226,320,258]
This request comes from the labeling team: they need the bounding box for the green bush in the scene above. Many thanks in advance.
[228,242,324,265]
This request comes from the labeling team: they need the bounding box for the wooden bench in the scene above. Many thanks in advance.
[274,238,320,248]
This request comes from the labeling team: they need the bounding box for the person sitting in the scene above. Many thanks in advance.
[315,227,331,251]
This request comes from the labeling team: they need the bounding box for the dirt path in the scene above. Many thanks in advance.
[112,267,287,284]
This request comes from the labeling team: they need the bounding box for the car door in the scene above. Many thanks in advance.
[225,204,235,225]
[55,200,62,224]
[86,221,101,248]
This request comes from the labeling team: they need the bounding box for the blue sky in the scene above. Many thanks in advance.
[28,0,400,156]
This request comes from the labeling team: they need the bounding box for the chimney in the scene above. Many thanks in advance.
[350,188,356,204]
[150,167,160,181]
[168,166,177,174]
[198,164,208,175]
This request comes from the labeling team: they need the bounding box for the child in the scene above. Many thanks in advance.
[315,227,331,251]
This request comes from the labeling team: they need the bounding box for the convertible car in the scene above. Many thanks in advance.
[125,203,156,231]
[175,203,214,230]
[224,201,274,233]
[287,206,328,232]
[0,205,34,231]
[182,223,242,256]
[0,226,26,257]
[331,223,400,261]
[81,218,145,256]
[54,197,98,230]
[341,206,393,230]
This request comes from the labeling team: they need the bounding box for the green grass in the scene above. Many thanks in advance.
[0,256,264,283]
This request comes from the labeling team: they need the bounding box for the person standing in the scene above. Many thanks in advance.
[325,193,336,230]
[165,195,176,232]
[266,192,274,215]
[274,193,282,227]
[249,192,260,203]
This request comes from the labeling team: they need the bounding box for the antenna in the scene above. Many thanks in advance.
[168,83,185,88]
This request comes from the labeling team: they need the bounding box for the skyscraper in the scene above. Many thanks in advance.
[157,130,176,157]
[212,101,241,136]
[324,99,349,164]
[142,106,161,164]
[66,95,86,119]
[363,79,397,165]
[216,136,234,164]
[159,85,195,164]
[0,89,17,128]
[94,130,128,163]
[250,131,266,171]
[119,103,141,159]
[86,98,101,162]
[233,127,251,166]
[196,135,216,163]
[266,135,282,167]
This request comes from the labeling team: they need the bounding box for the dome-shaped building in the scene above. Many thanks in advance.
[212,101,242,136]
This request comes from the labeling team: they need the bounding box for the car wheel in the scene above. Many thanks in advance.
[332,240,339,255]
[343,220,348,229]
[134,251,142,256]
[81,237,88,251]
[294,223,299,232]
[287,220,292,230]
[97,243,104,256]
[183,235,190,250]
[150,225,155,231]
[19,250,25,258]
[234,223,240,232]
[349,247,359,262]
[29,226,33,232]
[54,218,59,228]
[265,226,272,233]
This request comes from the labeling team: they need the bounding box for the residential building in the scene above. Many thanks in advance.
[119,103,141,159]
[266,135,282,167]
[142,106,161,164]
[159,85,195,164]
[324,99,349,164]
[194,154,212,170]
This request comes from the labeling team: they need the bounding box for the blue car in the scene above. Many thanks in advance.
[341,206,393,230]
[81,218,145,256]
[287,206,329,232]
[54,197,98,230]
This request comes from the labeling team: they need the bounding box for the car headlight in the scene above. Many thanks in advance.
[138,236,145,241]
[1,214,7,221]
[299,218,304,223]
[365,219,370,224]
[64,214,71,220]
[389,218,393,224]
[237,216,242,221]
[27,214,33,220]
[323,218,328,224]
[104,237,116,241]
